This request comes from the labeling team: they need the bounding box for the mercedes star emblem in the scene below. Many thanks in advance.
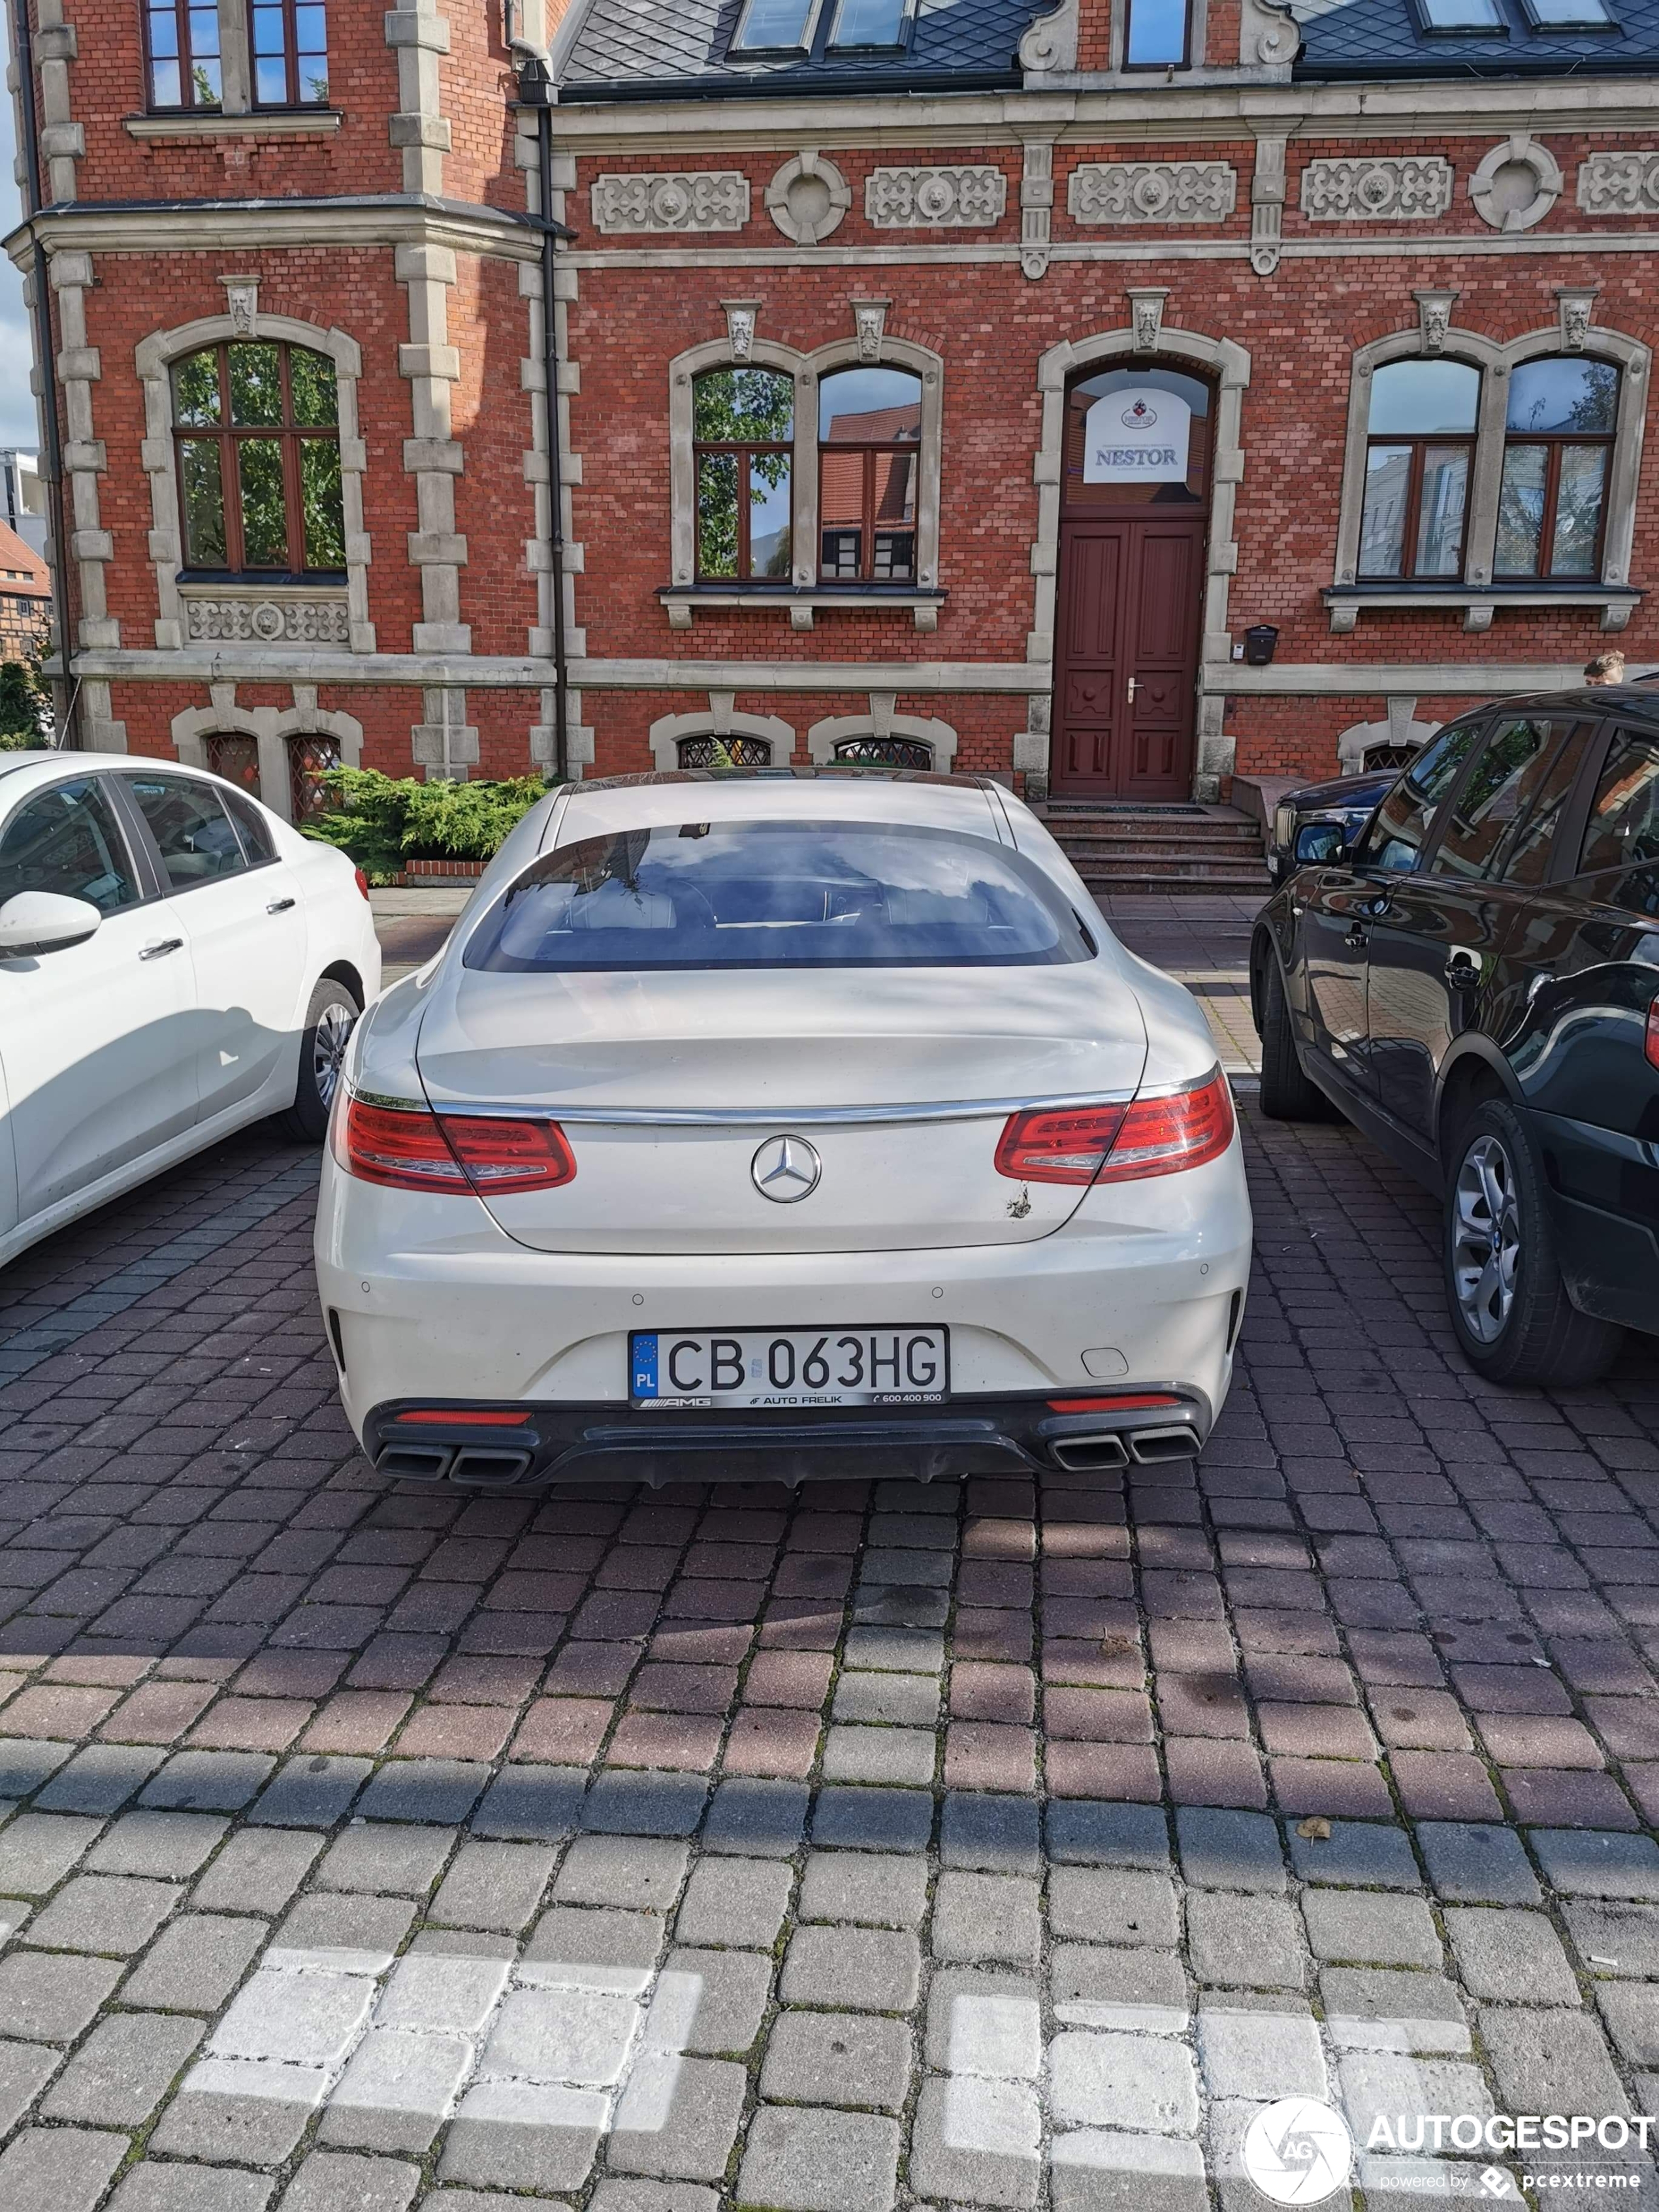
[751,1134,822,1204]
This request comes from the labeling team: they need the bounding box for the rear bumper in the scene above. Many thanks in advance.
[1529,1106,1659,1337]
[363,1389,1213,1490]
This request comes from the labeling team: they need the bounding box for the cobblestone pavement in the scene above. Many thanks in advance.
[0,919,1657,2211]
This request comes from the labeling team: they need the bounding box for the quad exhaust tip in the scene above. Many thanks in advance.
[374,1443,534,1485]
[1049,1424,1200,1472]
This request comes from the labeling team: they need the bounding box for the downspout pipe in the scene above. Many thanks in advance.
[514,55,570,784]
[11,0,76,745]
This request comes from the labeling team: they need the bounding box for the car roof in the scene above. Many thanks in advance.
[549,769,1012,846]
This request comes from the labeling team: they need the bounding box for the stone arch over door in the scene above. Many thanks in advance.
[1030,318,1250,801]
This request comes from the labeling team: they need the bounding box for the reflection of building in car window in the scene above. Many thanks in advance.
[1580,737,1659,917]
[0,780,138,912]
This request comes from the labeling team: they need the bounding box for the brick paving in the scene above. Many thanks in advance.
[0,918,1656,2206]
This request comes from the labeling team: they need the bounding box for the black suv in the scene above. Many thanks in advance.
[1251,688,1659,1387]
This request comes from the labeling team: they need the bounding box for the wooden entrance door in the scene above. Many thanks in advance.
[1052,516,1204,800]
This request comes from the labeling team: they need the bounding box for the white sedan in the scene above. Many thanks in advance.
[315,771,1251,1488]
[0,749,380,1267]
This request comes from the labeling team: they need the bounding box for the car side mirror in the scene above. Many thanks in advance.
[1295,822,1349,867]
[0,890,103,957]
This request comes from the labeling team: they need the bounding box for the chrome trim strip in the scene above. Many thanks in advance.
[413,1070,1220,1129]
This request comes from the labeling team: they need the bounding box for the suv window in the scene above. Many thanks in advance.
[1488,728,1588,890]
[1430,716,1579,882]
[125,773,248,890]
[1355,719,1486,874]
[1576,726,1659,920]
[0,777,140,913]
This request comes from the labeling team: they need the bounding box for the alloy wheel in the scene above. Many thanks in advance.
[313,1000,357,1110]
[1451,1132,1521,1344]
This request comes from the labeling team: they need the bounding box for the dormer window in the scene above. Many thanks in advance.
[1520,0,1617,25]
[1416,0,1507,32]
[730,0,821,54]
[828,0,914,49]
[1123,0,1191,67]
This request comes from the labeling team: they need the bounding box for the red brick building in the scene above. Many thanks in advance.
[7,0,1658,816]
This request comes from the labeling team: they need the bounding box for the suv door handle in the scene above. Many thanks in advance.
[138,937,184,960]
[266,897,297,914]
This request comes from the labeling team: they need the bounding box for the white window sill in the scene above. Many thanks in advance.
[659,586,946,633]
[126,110,342,139]
[1323,583,1641,635]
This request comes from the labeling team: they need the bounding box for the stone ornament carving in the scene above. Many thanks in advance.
[1018,0,1078,73]
[184,596,349,645]
[218,275,259,335]
[1069,163,1238,225]
[590,172,750,234]
[1020,140,1055,281]
[1578,151,1659,216]
[1300,157,1454,221]
[1241,0,1298,65]
[852,300,888,364]
[765,152,851,246]
[1469,136,1563,232]
[1250,136,1287,277]
[722,300,760,362]
[1415,289,1458,355]
[866,166,1007,229]
[1557,288,1598,351]
[1127,287,1169,353]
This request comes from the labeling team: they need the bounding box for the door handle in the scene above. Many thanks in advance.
[266,897,297,914]
[1344,924,1370,950]
[1444,951,1481,985]
[138,937,184,960]
[1126,676,1140,704]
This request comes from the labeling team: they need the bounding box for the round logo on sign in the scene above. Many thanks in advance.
[1240,2100,1353,2205]
[1121,398,1159,428]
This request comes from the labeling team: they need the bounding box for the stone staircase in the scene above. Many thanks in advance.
[1034,800,1272,899]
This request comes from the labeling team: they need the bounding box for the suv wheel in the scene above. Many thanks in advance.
[1257,950,1336,1121]
[282,978,361,1143]
[1442,1098,1623,1387]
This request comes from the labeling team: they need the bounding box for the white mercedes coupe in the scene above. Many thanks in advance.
[315,771,1251,1488]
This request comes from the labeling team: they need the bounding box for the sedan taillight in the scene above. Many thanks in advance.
[335,1096,576,1195]
[996,1070,1234,1187]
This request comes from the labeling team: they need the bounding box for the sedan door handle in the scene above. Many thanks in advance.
[138,937,184,960]
[1344,925,1370,950]
[266,897,297,914]
[1444,952,1481,984]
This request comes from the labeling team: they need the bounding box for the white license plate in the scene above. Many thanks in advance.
[630,1328,949,1410]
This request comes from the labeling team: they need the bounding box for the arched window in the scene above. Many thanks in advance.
[675,735,774,768]
[204,733,259,792]
[145,0,221,108]
[692,368,794,583]
[288,732,340,822]
[172,340,345,577]
[831,735,933,769]
[1496,357,1620,579]
[1359,359,1479,579]
[818,366,922,582]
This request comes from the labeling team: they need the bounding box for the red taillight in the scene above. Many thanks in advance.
[1647,993,1659,1071]
[335,1097,575,1195]
[393,1408,532,1426]
[1095,1071,1235,1183]
[995,1072,1234,1187]
[995,1102,1129,1185]
[354,867,371,901]
[1048,1394,1182,1411]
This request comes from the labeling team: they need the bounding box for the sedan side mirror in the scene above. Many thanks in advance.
[1295,822,1349,867]
[0,890,103,956]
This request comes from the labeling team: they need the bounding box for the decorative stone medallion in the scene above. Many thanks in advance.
[1578,150,1659,216]
[1300,157,1454,221]
[184,596,350,645]
[865,167,1007,228]
[765,153,852,246]
[1069,163,1237,225]
[589,172,750,234]
[1468,136,1562,232]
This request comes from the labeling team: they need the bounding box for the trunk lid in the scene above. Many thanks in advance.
[413,963,1148,1254]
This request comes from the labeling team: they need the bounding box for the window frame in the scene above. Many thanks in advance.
[1122,0,1193,68]
[690,367,796,586]
[171,338,345,581]
[248,0,329,107]
[1413,0,1507,33]
[1495,359,1620,581]
[1359,420,1476,581]
[143,0,223,111]
[1332,319,1652,616]
[729,0,823,55]
[817,368,923,585]
[826,0,917,51]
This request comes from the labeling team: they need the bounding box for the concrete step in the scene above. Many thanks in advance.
[1055,827,1262,852]
[1078,871,1272,896]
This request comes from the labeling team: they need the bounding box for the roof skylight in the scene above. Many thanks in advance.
[1520,0,1617,27]
[828,0,915,48]
[730,0,821,54]
[1417,0,1507,30]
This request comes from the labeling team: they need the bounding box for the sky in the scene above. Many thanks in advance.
[0,89,41,451]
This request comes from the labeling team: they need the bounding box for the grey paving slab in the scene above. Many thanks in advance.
[701,1778,809,1857]
[35,1746,166,1817]
[139,1752,276,1810]
[85,1810,227,1878]
[674,1856,793,1949]
[1176,1808,1285,1893]
[120,1912,268,2012]
[1416,1821,1542,1904]
[1530,1829,1659,1900]
[737,2103,903,2212]
[797,1849,927,1930]
[250,1756,372,1828]
[1444,1906,1581,2004]
[779,1925,922,2012]
[42,2010,204,2125]
[760,2009,913,2111]
[1046,1803,1170,1869]
[193,1827,323,1914]
[1285,1818,1421,1889]
[0,2126,129,2212]
[941,1792,1042,1874]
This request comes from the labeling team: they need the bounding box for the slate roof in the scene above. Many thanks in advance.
[558,0,1033,97]
[555,0,1659,97]
[1293,0,1659,78]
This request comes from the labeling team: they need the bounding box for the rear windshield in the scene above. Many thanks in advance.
[464,820,1096,972]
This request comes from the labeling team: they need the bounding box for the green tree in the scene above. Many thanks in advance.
[693,368,794,579]
[0,619,54,747]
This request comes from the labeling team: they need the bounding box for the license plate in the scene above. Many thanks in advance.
[630,1328,949,1410]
